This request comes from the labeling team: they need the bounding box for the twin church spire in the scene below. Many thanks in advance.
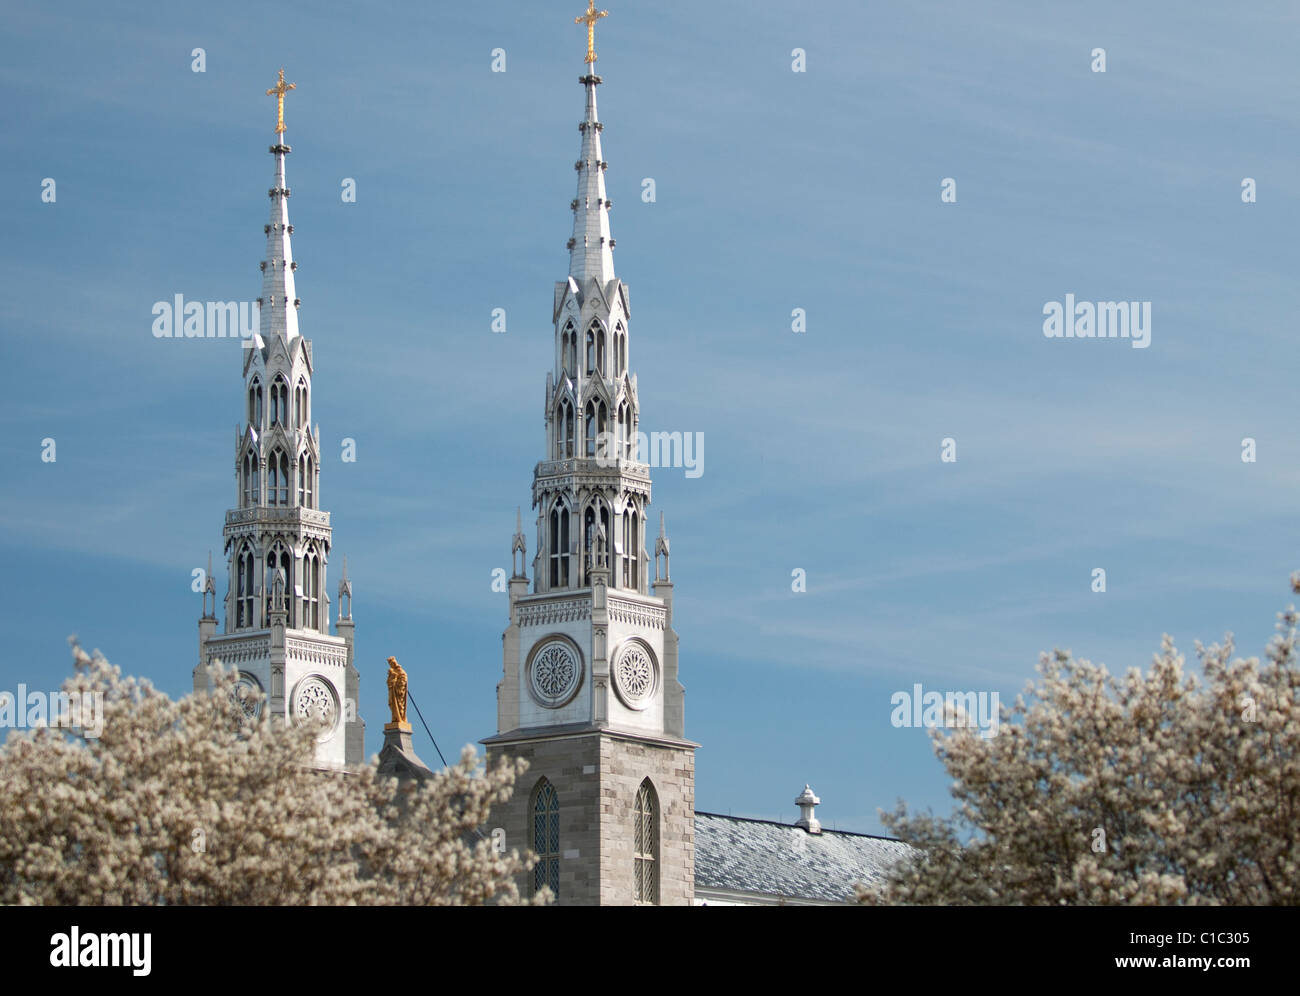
[195,69,363,770]
[486,6,693,905]
[194,10,694,901]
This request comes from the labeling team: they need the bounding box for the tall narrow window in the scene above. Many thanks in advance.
[623,508,639,590]
[248,379,263,427]
[585,328,595,373]
[556,400,575,460]
[303,549,319,630]
[267,450,289,505]
[532,779,560,899]
[549,505,570,588]
[237,544,256,628]
[585,402,597,457]
[297,454,314,507]
[616,403,629,462]
[596,325,605,375]
[562,323,576,376]
[295,379,308,428]
[270,377,289,427]
[243,451,259,506]
[634,779,659,905]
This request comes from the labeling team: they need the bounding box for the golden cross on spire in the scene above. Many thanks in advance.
[575,1,609,65]
[266,67,296,135]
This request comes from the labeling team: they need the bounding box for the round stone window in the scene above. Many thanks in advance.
[292,675,339,742]
[232,672,264,720]
[613,641,657,710]
[528,639,582,708]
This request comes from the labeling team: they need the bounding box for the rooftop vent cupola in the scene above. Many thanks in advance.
[795,784,822,834]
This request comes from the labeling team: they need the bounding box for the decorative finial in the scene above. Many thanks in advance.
[575,0,609,66]
[655,512,670,582]
[337,555,353,621]
[385,656,410,731]
[266,67,296,135]
[511,507,527,578]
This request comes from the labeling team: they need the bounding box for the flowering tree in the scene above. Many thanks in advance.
[0,643,545,905]
[859,577,1300,906]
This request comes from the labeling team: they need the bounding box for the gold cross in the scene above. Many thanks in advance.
[266,67,296,135]
[575,1,609,65]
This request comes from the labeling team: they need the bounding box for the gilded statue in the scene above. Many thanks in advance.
[386,656,409,729]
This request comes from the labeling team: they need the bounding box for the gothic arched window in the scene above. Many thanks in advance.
[236,543,257,629]
[634,779,659,905]
[615,325,625,374]
[248,379,263,428]
[549,503,570,589]
[623,507,639,590]
[532,778,560,899]
[562,323,576,376]
[298,453,314,508]
[584,401,608,459]
[270,377,289,427]
[616,402,630,462]
[556,400,575,461]
[267,449,289,505]
[302,547,320,631]
[295,378,308,428]
[242,451,259,507]
[585,327,595,374]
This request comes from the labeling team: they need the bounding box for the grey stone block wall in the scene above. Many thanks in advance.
[487,731,694,906]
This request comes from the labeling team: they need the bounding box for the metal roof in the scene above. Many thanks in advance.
[693,812,913,904]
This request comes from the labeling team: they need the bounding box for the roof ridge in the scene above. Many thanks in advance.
[693,810,904,843]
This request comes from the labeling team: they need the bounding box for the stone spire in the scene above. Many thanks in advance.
[259,70,299,340]
[195,68,363,771]
[485,12,696,905]
[568,63,615,286]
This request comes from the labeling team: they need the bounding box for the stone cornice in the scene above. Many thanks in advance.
[516,595,592,628]
[607,595,666,629]
[482,721,697,752]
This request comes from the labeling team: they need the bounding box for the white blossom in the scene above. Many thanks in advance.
[0,643,546,906]
[859,579,1300,906]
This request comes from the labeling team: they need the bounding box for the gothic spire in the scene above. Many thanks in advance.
[260,69,299,340]
[569,22,615,287]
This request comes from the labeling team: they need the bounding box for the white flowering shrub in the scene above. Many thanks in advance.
[860,576,1300,906]
[0,643,544,905]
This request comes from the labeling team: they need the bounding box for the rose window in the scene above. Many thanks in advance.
[615,644,655,707]
[292,676,338,740]
[232,673,263,720]
[530,641,580,706]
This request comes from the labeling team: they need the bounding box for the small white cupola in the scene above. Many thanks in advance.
[795,784,821,834]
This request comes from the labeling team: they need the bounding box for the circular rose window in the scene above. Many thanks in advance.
[232,672,264,720]
[292,676,339,741]
[613,642,656,710]
[529,640,581,708]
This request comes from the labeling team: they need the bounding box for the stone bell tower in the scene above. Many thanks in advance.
[483,7,696,906]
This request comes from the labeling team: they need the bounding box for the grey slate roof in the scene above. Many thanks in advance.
[693,812,913,904]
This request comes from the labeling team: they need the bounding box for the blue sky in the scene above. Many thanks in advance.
[2,0,1299,834]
